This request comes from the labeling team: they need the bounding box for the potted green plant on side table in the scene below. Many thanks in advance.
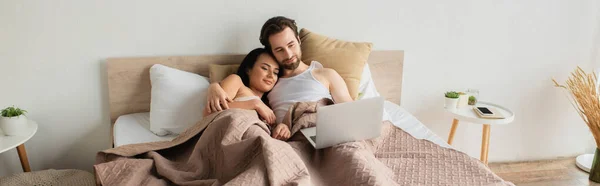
[444,91,459,109]
[0,106,28,136]
[468,96,477,105]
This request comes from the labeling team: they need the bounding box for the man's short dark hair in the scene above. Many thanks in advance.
[259,16,299,50]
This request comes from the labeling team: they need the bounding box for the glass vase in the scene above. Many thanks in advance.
[590,148,600,182]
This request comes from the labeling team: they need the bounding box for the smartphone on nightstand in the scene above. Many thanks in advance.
[476,107,494,115]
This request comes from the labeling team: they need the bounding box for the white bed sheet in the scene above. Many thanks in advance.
[384,101,451,148]
[113,112,177,147]
[113,102,450,148]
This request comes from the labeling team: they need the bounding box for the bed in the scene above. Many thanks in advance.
[99,51,511,185]
[107,51,448,147]
[112,102,450,148]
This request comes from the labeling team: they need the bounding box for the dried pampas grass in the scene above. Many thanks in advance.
[553,67,600,147]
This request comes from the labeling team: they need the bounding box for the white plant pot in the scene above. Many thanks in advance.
[0,115,28,136]
[445,97,459,109]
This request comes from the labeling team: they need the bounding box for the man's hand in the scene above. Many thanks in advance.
[205,83,232,114]
[271,123,291,141]
[255,101,276,125]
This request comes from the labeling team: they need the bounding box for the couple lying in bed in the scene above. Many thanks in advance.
[203,16,354,141]
[95,16,515,186]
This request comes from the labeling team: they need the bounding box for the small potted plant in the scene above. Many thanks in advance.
[0,106,28,136]
[468,96,477,105]
[444,91,460,109]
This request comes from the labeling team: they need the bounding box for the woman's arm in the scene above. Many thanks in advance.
[205,74,243,113]
[228,99,259,110]
[219,74,244,101]
[229,99,276,124]
[204,75,276,124]
[203,99,259,116]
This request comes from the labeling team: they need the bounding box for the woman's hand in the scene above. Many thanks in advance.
[205,83,232,114]
[255,101,276,125]
[272,123,291,141]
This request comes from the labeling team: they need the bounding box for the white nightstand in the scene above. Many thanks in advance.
[0,119,38,172]
[445,101,515,164]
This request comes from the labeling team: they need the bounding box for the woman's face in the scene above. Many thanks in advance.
[248,53,279,93]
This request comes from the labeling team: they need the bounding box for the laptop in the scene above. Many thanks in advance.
[300,96,384,149]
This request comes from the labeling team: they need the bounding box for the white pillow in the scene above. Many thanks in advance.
[149,64,210,136]
[358,64,391,121]
[358,64,381,100]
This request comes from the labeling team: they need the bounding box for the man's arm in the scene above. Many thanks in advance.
[228,99,259,110]
[219,74,243,100]
[323,68,353,103]
[204,81,276,124]
[204,99,261,116]
[205,75,243,113]
[204,95,260,116]
[205,75,254,113]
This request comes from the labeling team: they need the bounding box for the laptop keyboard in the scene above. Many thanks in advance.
[310,136,316,142]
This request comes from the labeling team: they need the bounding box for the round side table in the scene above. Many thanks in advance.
[0,119,38,172]
[445,101,515,164]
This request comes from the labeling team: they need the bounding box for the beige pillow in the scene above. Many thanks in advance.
[208,64,239,83]
[299,28,372,100]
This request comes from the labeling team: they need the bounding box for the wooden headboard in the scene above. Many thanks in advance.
[106,50,404,125]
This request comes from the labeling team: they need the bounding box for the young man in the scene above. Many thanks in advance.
[206,16,353,139]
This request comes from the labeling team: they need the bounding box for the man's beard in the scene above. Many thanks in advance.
[281,56,300,70]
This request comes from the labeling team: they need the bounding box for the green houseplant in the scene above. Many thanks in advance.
[0,106,28,136]
[444,91,460,109]
[468,96,477,105]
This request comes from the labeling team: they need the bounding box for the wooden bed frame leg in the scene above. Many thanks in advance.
[447,119,459,145]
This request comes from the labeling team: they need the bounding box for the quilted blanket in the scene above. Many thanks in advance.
[94,99,513,186]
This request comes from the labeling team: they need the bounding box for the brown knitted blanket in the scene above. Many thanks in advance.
[94,99,513,186]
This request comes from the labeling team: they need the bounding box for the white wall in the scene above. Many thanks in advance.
[0,0,598,176]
